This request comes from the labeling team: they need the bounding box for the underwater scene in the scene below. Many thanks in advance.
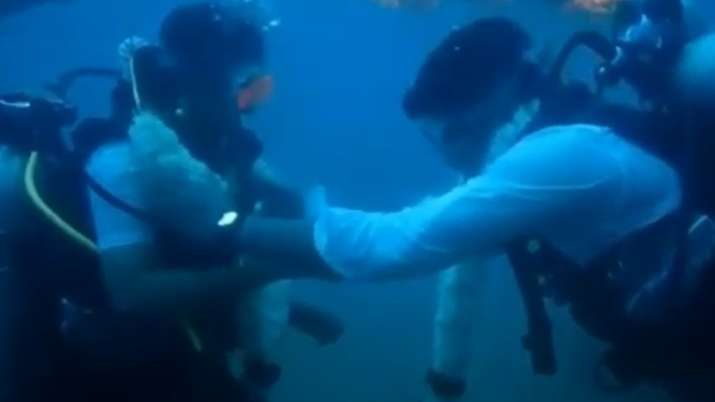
[1,1,715,402]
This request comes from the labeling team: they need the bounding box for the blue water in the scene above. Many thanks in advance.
[1,1,713,401]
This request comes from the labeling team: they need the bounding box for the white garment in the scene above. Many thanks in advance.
[313,124,682,280]
[432,257,496,379]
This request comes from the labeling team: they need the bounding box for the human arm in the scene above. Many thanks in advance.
[99,243,266,317]
[88,143,269,317]
[248,160,305,218]
[238,125,632,282]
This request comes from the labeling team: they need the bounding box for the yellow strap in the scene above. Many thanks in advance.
[24,151,203,352]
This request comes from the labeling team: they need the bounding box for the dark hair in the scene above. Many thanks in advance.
[403,18,533,120]
[160,2,265,74]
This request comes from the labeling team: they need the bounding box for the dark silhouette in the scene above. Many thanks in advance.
[0,0,71,21]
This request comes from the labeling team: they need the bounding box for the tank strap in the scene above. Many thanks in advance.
[84,170,158,226]
[506,239,557,376]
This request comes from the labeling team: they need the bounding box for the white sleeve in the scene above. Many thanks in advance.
[432,257,498,380]
[86,143,152,251]
[313,125,628,280]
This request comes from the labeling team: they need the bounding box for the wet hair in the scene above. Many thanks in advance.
[160,2,265,74]
[403,18,534,120]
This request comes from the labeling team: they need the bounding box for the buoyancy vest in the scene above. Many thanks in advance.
[507,79,715,386]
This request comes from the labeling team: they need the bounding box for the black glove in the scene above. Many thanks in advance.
[241,355,282,389]
[288,301,344,346]
[425,369,466,401]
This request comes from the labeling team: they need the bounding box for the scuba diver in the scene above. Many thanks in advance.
[0,2,344,402]
[80,2,347,399]
[169,0,715,400]
[0,91,83,402]
[0,0,71,21]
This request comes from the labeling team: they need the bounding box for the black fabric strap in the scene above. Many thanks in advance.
[506,240,557,376]
[85,169,242,266]
[84,171,158,227]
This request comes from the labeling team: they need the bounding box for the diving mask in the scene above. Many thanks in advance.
[236,72,274,113]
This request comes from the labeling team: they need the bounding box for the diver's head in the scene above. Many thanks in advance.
[403,18,539,174]
[116,4,268,179]
[612,0,686,57]
[160,2,274,115]
[160,2,266,79]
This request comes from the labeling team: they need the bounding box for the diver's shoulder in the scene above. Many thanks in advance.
[513,124,620,152]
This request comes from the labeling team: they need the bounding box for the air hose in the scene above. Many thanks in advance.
[24,151,98,253]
